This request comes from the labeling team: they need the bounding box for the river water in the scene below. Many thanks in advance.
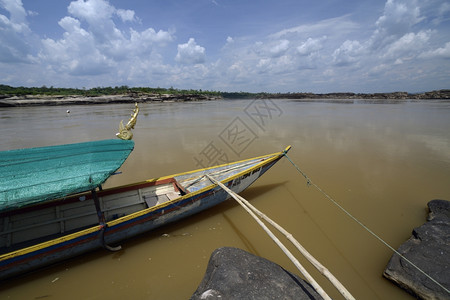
[1,99,449,299]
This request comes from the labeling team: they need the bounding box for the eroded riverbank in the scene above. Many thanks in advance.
[0,93,221,107]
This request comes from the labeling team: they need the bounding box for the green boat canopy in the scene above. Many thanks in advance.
[0,139,134,212]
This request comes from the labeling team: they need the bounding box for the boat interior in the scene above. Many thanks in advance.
[0,177,185,254]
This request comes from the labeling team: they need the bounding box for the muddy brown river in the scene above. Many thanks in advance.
[1,99,449,299]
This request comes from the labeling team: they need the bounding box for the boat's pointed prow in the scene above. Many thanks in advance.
[283,145,292,154]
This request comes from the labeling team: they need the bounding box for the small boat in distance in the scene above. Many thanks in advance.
[0,105,290,280]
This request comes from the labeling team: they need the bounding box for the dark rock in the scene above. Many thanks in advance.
[191,247,322,300]
[383,199,450,300]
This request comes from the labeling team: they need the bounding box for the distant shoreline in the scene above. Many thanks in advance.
[254,90,450,100]
[0,89,448,107]
[0,93,221,107]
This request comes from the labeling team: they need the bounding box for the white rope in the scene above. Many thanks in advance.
[207,174,356,300]
[206,174,333,300]
[238,197,355,300]
[284,153,450,295]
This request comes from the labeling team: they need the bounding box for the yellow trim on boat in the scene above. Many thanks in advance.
[111,147,289,190]
[0,225,102,261]
[107,148,287,227]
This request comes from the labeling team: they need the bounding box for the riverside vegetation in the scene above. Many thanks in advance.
[0,85,222,106]
[0,85,449,107]
[0,85,221,98]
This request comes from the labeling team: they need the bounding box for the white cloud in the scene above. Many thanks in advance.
[272,15,356,37]
[68,0,115,24]
[67,0,123,44]
[58,16,81,33]
[269,39,289,57]
[37,0,173,78]
[116,9,136,23]
[125,27,173,62]
[297,37,326,56]
[382,30,431,60]
[39,16,114,76]
[26,10,38,17]
[175,38,206,65]
[0,0,27,23]
[332,40,364,66]
[419,42,450,59]
[368,63,390,76]
[259,55,296,74]
[207,0,448,91]
[376,0,422,30]
[0,0,34,63]
[370,0,424,49]
[256,58,270,69]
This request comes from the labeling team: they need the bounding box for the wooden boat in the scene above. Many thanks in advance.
[0,134,290,280]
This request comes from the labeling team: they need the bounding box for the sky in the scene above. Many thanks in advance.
[0,0,449,93]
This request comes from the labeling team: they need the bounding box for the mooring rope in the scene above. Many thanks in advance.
[207,174,355,300]
[283,153,450,295]
[205,174,333,300]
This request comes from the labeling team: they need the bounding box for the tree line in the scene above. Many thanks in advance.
[3,84,447,99]
[0,85,222,97]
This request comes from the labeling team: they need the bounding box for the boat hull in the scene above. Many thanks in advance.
[0,150,285,280]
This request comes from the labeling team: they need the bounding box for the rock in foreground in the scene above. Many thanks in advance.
[191,247,322,300]
[383,199,450,300]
